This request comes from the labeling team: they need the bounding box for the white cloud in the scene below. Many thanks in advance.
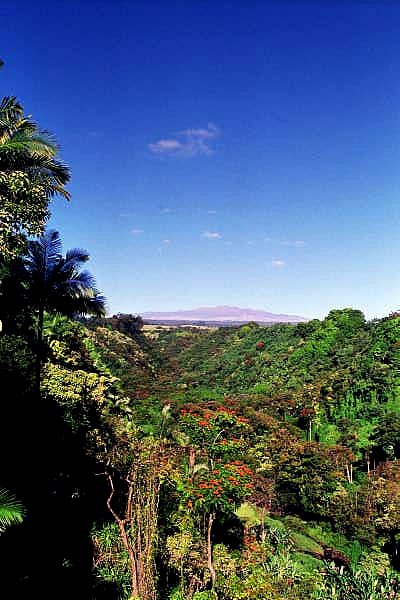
[281,240,306,247]
[148,139,183,154]
[203,231,222,239]
[131,229,143,235]
[179,123,219,139]
[162,239,172,245]
[271,259,286,268]
[207,209,217,214]
[160,207,173,214]
[149,123,220,157]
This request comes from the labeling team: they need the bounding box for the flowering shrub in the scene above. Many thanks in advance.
[179,405,250,459]
[182,461,254,513]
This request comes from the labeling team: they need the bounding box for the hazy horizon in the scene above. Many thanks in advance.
[116,303,390,323]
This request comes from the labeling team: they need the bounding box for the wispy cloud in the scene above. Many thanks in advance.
[207,209,217,214]
[149,139,183,154]
[203,230,222,239]
[281,240,306,247]
[178,123,219,139]
[131,229,144,235]
[160,207,174,214]
[271,259,286,268]
[149,123,220,157]
[162,239,172,245]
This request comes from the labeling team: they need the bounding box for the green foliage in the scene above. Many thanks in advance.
[0,96,70,257]
[312,564,400,599]
[92,522,131,597]
[3,302,400,598]
[235,502,260,529]
[0,170,48,255]
[0,489,25,533]
[0,334,34,385]
[192,591,218,600]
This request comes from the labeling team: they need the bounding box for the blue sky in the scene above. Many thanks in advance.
[1,1,399,319]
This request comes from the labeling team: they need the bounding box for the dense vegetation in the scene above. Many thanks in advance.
[1,64,400,599]
[2,304,400,598]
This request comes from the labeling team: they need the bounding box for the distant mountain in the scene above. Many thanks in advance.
[142,305,306,324]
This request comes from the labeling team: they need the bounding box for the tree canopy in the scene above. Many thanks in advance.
[0,96,70,257]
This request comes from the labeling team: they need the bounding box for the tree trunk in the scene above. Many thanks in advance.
[207,512,216,588]
[105,444,161,600]
[260,507,266,543]
[35,305,44,398]
[106,474,139,598]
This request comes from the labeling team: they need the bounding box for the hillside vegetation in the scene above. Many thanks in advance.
[3,307,400,598]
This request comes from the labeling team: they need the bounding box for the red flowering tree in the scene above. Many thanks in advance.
[177,404,255,588]
[179,404,250,460]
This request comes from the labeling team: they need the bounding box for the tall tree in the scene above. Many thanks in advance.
[0,96,70,257]
[22,230,106,390]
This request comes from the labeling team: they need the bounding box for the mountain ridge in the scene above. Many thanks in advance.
[142,305,306,323]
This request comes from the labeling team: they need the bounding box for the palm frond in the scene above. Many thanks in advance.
[0,96,24,125]
[63,248,90,267]
[23,230,106,319]
[0,97,71,201]
[27,230,62,267]
[0,489,25,533]
[67,270,97,290]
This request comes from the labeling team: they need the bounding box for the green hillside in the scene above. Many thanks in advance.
[90,310,400,598]
[2,303,400,599]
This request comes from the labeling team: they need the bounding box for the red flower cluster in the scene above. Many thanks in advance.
[227,461,254,479]
[180,407,200,417]
[299,407,315,417]
[197,478,223,496]
[217,406,236,415]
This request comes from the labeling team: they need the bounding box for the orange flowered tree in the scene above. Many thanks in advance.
[177,404,255,588]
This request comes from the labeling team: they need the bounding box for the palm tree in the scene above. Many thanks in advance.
[0,96,70,257]
[0,96,70,197]
[0,488,25,534]
[23,230,106,391]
